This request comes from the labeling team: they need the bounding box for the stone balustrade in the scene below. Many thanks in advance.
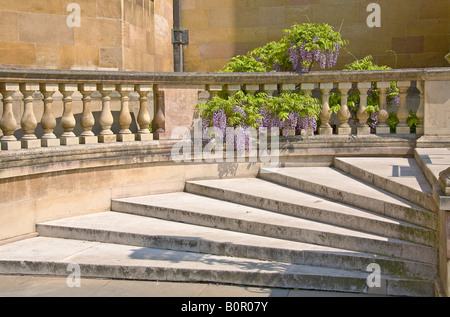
[0,67,449,151]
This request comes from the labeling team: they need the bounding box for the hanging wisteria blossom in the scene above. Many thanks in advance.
[283,23,348,72]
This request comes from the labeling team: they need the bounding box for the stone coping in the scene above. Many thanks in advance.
[0,67,448,85]
[0,135,417,180]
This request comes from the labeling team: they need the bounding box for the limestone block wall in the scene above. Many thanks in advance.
[0,0,174,72]
[181,0,450,72]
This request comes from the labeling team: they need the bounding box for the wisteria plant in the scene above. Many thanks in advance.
[221,22,348,73]
[283,22,348,72]
[196,90,322,151]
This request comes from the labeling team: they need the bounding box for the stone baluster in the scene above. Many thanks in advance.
[300,83,316,136]
[356,82,371,135]
[116,84,135,142]
[97,84,116,143]
[337,83,352,135]
[416,81,425,135]
[19,83,40,149]
[0,83,21,150]
[318,83,333,135]
[262,84,279,135]
[396,81,411,134]
[226,84,241,97]
[280,83,298,136]
[153,85,166,140]
[263,84,278,98]
[244,84,260,96]
[59,84,79,145]
[208,85,223,98]
[40,84,60,147]
[78,84,97,144]
[376,82,391,134]
[135,84,153,141]
[281,84,296,93]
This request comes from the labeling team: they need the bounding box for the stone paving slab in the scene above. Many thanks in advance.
[0,237,434,297]
[0,275,384,297]
[415,148,450,183]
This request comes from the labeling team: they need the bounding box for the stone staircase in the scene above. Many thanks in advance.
[0,157,440,297]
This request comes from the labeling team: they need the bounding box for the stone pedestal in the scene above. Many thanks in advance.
[337,126,352,135]
[1,140,21,150]
[80,135,98,144]
[41,138,60,147]
[376,125,391,135]
[357,126,371,135]
[61,136,80,146]
[136,133,154,141]
[21,139,41,149]
[98,134,117,143]
[117,133,136,142]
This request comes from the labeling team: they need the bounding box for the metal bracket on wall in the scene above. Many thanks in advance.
[172,29,189,45]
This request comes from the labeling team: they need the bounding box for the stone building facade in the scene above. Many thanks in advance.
[0,0,173,71]
[0,0,448,72]
[181,0,450,72]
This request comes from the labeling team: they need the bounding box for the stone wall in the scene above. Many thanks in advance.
[0,0,174,72]
[181,0,450,72]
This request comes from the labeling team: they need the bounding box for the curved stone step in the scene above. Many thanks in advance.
[333,157,438,212]
[259,167,437,231]
[0,237,435,297]
[111,193,438,265]
[185,178,437,247]
[36,211,437,280]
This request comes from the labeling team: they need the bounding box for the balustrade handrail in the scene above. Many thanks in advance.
[0,67,448,85]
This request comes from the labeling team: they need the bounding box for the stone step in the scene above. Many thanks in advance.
[0,236,435,297]
[333,157,438,212]
[36,211,437,280]
[259,167,437,231]
[111,193,438,265]
[185,178,437,247]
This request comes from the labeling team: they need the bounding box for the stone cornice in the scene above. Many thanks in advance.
[0,67,448,86]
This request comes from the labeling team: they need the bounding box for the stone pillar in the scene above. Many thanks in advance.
[416,81,425,135]
[40,83,60,147]
[59,84,79,146]
[337,82,352,135]
[376,82,391,135]
[19,83,40,149]
[357,82,371,135]
[245,84,260,96]
[153,85,166,140]
[208,85,223,98]
[116,84,135,142]
[135,84,153,141]
[78,84,97,144]
[98,84,116,143]
[319,83,333,135]
[281,84,296,93]
[0,83,21,150]
[263,84,278,98]
[226,84,241,96]
[396,81,411,134]
[300,83,316,136]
